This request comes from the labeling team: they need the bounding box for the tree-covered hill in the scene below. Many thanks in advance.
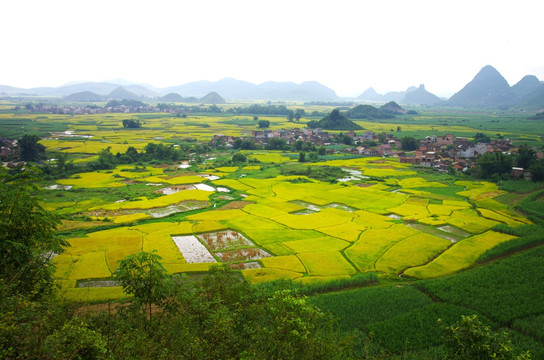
[308,109,363,130]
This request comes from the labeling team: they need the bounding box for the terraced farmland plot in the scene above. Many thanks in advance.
[246,151,292,163]
[374,233,451,274]
[260,255,306,273]
[192,220,227,233]
[441,208,500,233]
[363,168,418,178]
[283,236,350,253]
[68,252,112,280]
[345,225,421,273]
[388,198,430,220]
[271,209,353,230]
[323,187,408,213]
[298,252,357,277]
[92,190,211,211]
[478,208,531,226]
[212,179,254,191]
[140,175,206,185]
[58,171,126,188]
[403,230,517,279]
[242,268,303,284]
[221,213,289,230]
[316,222,366,242]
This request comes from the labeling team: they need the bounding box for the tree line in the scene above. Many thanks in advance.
[476,144,544,181]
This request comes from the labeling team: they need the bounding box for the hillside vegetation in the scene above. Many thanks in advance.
[308,108,363,129]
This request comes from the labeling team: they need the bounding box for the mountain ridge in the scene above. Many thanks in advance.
[2,66,544,108]
[0,78,339,102]
[447,65,515,108]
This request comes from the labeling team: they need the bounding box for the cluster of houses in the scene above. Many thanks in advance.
[210,128,543,177]
[211,128,335,148]
[397,134,516,172]
[0,138,17,159]
[0,138,27,168]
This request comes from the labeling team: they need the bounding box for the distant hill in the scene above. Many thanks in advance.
[380,101,407,115]
[382,87,417,103]
[402,84,442,105]
[518,85,544,112]
[200,91,226,104]
[511,75,542,100]
[164,78,254,99]
[108,87,141,101]
[124,84,160,98]
[53,82,121,96]
[448,65,516,108]
[0,85,26,95]
[160,93,185,102]
[107,79,161,93]
[164,78,339,101]
[308,109,362,130]
[184,97,200,103]
[357,86,426,104]
[289,81,339,101]
[345,104,394,120]
[357,88,384,102]
[0,81,160,98]
[64,91,105,102]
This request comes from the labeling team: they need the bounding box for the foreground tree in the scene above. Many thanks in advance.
[474,132,491,143]
[401,136,419,151]
[232,152,247,163]
[0,168,67,297]
[113,251,172,320]
[441,315,531,359]
[18,134,46,162]
[530,162,544,182]
[258,119,270,128]
[477,152,514,179]
[516,144,537,169]
[122,118,141,128]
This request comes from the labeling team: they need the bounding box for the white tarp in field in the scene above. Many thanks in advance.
[172,235,216,263]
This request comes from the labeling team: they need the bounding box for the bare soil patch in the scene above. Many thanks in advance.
[197,230,253,251]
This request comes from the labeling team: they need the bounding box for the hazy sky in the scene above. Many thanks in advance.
[2,0,543,97]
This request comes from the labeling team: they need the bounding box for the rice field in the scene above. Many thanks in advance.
[30,113,532,299]
[403,230,517,279]
[53,163,530,295]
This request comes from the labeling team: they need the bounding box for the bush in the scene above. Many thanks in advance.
[441,315,531,359]
[232,152,247,163]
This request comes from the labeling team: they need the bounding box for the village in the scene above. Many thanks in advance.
[210,128,541,179]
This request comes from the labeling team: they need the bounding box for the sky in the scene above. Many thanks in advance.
[1,0,543,98]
